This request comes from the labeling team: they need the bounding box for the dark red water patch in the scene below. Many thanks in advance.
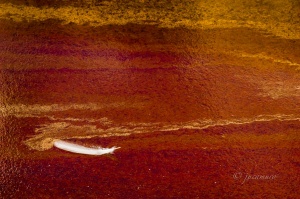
[1,67,299,123]
[1,148,299,199]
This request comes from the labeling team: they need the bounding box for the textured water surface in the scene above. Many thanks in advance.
[0,0,300,198]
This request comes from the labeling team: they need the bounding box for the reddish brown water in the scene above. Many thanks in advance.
[1,7,300,198]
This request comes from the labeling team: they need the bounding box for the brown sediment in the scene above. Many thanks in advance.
[21,114,300,151]
[0,0,299,39]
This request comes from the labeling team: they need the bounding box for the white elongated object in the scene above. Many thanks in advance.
[53,140,120,155]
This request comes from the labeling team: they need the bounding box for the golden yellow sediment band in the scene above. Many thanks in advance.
[0,1,299,39]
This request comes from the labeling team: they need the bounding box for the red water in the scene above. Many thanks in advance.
[1,22,300,198]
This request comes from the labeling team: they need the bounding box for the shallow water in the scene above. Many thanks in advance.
[1,2,300,197]
[1,66,300,198]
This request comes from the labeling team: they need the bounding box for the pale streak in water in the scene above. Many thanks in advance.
[230,50,300,68]
[0,102,144,118]
[23,113,300,151]
[1,103,300,151]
